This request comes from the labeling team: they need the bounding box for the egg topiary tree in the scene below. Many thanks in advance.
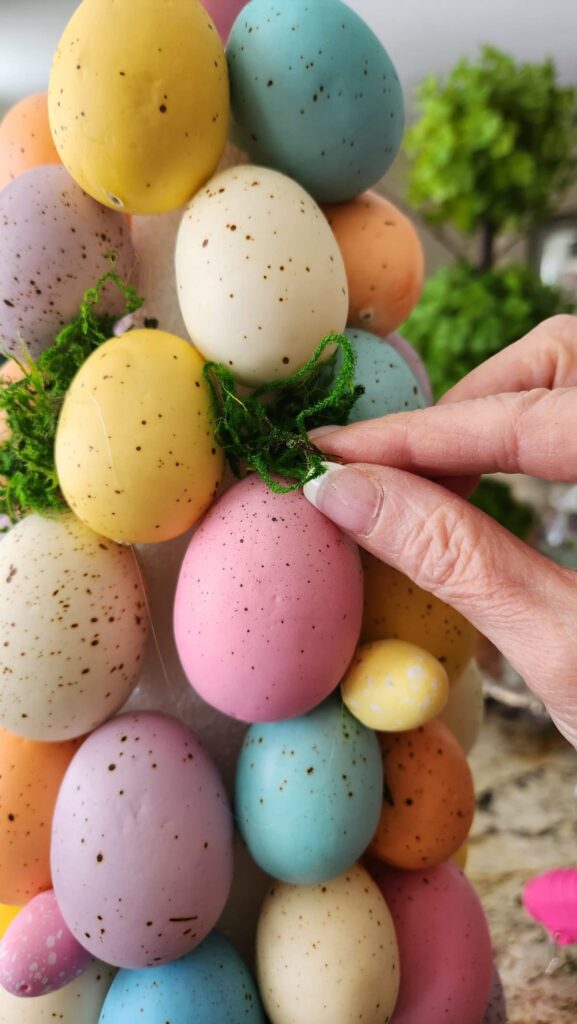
[0,2,501,1023]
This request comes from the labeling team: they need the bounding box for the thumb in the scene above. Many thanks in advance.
[303,462,577,746]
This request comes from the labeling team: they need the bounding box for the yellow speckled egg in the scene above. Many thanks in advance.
[342,639,449,732]
[438,659,485,754]
[361,553,478,682]
[256,864,399,1024]
[48,0,229,214]
[451,840,469,871]
[0,728,79,905]
[0,904,22,938]
[55,329,223,544]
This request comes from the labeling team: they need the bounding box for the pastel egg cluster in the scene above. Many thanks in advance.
[0,0,500,1022]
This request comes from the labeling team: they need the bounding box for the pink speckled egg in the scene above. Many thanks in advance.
[50,712,234,968]
[174,475,363,722]
[482,967,507,1024]
[386,332,433,405]
[0,890,92,997]
[0,164,135,359]
[369,859,493,1024]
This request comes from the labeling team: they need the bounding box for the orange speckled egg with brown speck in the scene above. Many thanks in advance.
[323,191,424,336]
[369,720,475,870]
[361,553,478,683]
[0,93,61,192]
[0,728,79,905]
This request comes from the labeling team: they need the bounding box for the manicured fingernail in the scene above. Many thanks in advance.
[303,462,383,535]
[308,424,341,440]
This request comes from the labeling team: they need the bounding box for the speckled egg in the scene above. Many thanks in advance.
[0,728,78,904]
[175,165,348,385]
[324,192,424,333]
[99,931,265,1023]
[235,697,382,883]
[340,329,426,421]
[386,332,433,405]
[361,554,478,682]
[227,0,404,203]
[369,860,493,1024]
[48,0,229,215]
[438,659,484,754]
[0,165,134,360]
[369,721,475,869]
[0,93,60,191]
[174,475,363,723]
[341,639,449,731]
[0,906,21,940]
[482,967,507,1024]
[256,864,399,1024]
[51,712,234,968]
[203,0,249,40]
[55,329,224,544]
[0,889,92,997]
[0,513,148,741]
[451,840,468,871]
[0,958,115,1022]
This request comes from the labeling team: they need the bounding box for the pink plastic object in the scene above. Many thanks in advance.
[202,0,249,40]
[386,331,433,405]
[523,869,577,945]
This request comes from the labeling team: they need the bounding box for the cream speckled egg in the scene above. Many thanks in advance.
[342,639,449,732]
[256,864,399,1024]
[438,659,485,754]
[0,958,115,1022]
[0,513,148,741]
[55,329,224,544]
[175,165,348,385]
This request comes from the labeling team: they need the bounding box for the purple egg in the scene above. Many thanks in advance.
[482,967,507,1024]
[50,711,234,969]
[0,164,135,358]
[386,331,433,405]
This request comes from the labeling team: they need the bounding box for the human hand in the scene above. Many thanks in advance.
[303,316,577,748]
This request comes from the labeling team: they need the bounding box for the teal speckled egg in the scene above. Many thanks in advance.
[99,932,266,1024]
[235,697,383,884]
[344,328,427,420]
[227,0,404,202]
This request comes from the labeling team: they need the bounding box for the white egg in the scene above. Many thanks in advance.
[256,864,399,1024]
[175,165,348,385]
[438,659,485,753]
[0,513,148,741]
[0,958,115,1022]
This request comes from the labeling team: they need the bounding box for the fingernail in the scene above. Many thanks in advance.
[303,462,383,535]
[308,424,341,441]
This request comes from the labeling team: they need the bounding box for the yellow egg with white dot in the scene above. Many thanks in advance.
[55,329,224,544]
[48,0,229,214]
[341,639,449,732]
[361,553,478,682]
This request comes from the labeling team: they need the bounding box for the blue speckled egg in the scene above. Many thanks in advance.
[343,328,427,420]
[235,697,383,884]
[227,0,404,202]
[99,931,266,1024]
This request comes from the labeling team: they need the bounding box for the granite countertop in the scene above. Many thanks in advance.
[469,706,577,1022]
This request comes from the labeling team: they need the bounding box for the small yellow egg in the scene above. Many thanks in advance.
[0,903,22,938]
[55,330,224,544]
[361,553,478,682]
[342,639,449,731]
[48,0,229,214]
[452,840,469,871]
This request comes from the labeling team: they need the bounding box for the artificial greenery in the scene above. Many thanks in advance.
[406,45,577,254]
[0,272,143,521]
[204,333,363,493]
[403,262,574,399]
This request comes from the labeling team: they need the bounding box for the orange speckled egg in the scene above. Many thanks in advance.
[0,94,60,192]
[361,553,478,682]
[0,728,79,904]
[0,360,25,444]
[369,720,475,870]
[323,191,424,336]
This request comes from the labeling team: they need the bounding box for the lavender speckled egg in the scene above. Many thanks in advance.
[0,513,148,741]
[0,958,115,1022]
[227,0,404,203]
[369,860,493,1024]
[0,889,92,997]
[0,164,134,359]
[174,475,363,723]
[51,711,234,969]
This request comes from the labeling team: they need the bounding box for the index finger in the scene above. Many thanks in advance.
[441,315,577,403]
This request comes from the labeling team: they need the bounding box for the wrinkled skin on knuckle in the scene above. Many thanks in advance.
[399,497,481,600]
